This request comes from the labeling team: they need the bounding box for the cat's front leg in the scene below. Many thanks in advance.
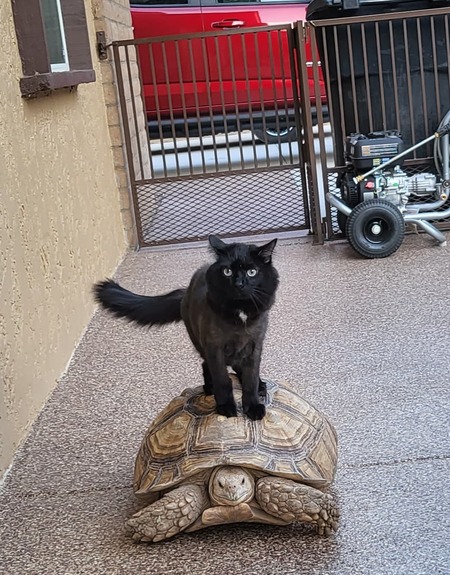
[201,361,213,395]
[239,345,266,419]
[240,359,266,421]
[204,351,237,418]
[233,365,267,399]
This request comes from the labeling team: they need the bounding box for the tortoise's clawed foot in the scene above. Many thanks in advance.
[256,477,339,535]
[314,494,340,536]
[125,485,207,543]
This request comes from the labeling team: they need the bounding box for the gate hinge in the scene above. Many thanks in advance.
[96,31,108,60]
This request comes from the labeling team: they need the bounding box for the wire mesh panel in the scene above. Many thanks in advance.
[112,26,317,247]
[136,168,309,246]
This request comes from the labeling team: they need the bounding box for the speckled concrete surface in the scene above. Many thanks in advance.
[1,235,450,575]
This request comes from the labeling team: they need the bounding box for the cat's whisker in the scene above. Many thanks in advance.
[251,288,269,307]
[248,292,260,312]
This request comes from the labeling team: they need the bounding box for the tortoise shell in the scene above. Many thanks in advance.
[134,376,338,496]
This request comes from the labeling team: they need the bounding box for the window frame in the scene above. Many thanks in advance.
[11,0,95,98]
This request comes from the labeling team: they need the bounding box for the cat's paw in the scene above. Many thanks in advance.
[216,401,237,418]
[244,402,266,421]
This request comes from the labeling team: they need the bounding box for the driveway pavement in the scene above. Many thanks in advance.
[1,236,449,575]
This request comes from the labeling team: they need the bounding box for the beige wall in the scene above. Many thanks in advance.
[0,1,127,478]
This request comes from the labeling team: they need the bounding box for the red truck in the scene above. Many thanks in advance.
[130,1,323,142]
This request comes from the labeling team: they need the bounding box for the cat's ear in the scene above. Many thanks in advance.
[257,239,277,263]
[208,235,227,255]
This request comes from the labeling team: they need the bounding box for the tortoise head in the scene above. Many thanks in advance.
[209,466,255,506]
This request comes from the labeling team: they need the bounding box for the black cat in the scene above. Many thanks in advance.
[93,235,279,420]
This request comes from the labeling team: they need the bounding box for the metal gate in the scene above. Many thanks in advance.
[112,25,317,248]
[112,6,450,248]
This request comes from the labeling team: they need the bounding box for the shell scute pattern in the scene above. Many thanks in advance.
[134,377,337,496]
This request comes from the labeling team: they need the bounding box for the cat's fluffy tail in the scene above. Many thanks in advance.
[93,279,185,326]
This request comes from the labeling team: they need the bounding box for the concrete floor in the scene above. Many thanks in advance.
[1,235,449,575]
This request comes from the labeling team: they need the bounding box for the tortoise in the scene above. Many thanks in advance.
[126,376,339,542]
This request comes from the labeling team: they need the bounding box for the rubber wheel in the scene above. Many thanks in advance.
[253,124,297,145]
[345,199,405,259]
[336,210,348,235]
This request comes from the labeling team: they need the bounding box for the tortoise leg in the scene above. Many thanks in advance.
[256,477,339,536]
[125,484,209,543]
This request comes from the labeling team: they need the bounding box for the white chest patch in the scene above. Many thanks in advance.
[238,310,248,323]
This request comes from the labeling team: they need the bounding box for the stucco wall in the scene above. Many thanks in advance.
[0,1,127,478]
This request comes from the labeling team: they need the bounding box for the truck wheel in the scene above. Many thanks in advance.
[345,199,405,259]
[253,124,297,145]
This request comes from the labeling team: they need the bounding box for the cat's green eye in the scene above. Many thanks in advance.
[247,269,258,277]
[223,268,233,277]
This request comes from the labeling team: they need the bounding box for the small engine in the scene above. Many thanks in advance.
[339,131,440,211]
